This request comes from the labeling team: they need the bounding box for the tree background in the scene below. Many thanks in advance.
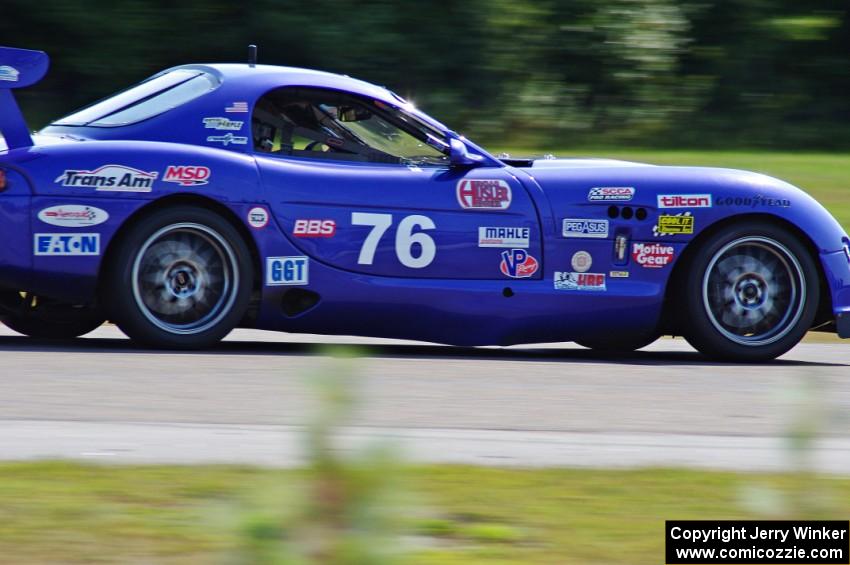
[3,0,849,149]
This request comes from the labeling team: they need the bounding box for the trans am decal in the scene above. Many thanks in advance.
[554,272,606,291]
[457,179,512,209]
[500,249,538,278]
[54,165,158,192]
[38,205,109,227]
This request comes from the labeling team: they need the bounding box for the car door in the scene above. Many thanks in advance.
[252,87,542,280]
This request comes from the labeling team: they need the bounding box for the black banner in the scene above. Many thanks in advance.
[666,520,849,564]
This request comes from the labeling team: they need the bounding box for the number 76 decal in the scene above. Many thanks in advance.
[351,212,436,268]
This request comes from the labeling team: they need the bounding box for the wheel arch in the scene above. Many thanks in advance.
[97,194,263,324]
[660,212,832,335]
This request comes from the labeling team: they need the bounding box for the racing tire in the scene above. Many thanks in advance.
[682,221,819,362]
[575,333,659,353]
[105,207,253,349]
[0,292,104,339]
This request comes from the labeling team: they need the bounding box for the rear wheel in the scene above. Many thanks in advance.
[682,222,818,361]
[0,292,104,338]
[105,207,253,349]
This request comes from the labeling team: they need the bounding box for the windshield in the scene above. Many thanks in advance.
[52,69,218,127]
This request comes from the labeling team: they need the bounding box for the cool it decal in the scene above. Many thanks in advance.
[457,179,512,210]
[653,213,694,237]
[266,256,309,286]
[34,234,100,256]
[554,272,606,291]
[499,249,538,278]
[588,187,634,202]
[163,165,211,186]
[657,194,712,208]
[632,242,674,268]
[0,65,19,82]
[478,227,529,248]
[54,165,157,192]
[203,117,244,131]
[562,219,608,239]
[38,205,109,227]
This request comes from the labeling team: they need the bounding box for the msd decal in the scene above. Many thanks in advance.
[588,187,635,202]
[632,242,675,268]
[457,179,512,210]
[38,205,109,227]
[163,165,211,187]
[657,194,712,208]
[554,272,606,291]
[34,233,100,256]
[499,249,538,278]
[293,219,336,237]
[266,256,309,286]
[55,165,157,192]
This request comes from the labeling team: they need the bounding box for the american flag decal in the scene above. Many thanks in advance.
[225,102,249,113]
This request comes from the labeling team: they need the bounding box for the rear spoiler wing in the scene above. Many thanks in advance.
[0,46,50,150]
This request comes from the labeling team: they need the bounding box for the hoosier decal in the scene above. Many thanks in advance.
[54,165,158,192]
[457,179,512,209]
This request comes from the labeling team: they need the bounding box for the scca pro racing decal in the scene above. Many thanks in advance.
[657,194,712,208]
[163,165,211,186]
[55,165,158,192]
[632,242,674,268]
[34,233,100,256]
[457,179,512,209]
[38,205,109,227]
[588,187,634,202]
[478,227,529,248]
[500,249,538,278]
[266,256,309,286]
[294,219,337,237]
[554,272,606,291]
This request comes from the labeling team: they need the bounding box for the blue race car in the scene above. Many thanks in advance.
[0,46,848,361]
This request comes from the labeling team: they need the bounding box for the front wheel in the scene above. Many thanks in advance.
[682,222,819,362]
[105,207,253,349]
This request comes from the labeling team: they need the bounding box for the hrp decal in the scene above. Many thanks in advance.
[457,179,512,209]
[478,226,529,248]
[266,256,309,286]
[588,187,634,202]
[247,207,269,229]
[657,194,712,208]
[562,218,609,238]
[554,272,606,291]
[38,205,109,227]
[163,165,211,186]
[632,242,674,268]
[203,117,244,131]
[34,234,100,256]
[294,219,336,237]
[499,249,538,278]
[54,165,158,192]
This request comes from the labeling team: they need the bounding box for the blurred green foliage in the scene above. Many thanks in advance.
[3,0,850,149]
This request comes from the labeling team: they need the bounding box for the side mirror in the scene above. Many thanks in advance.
[449,138,484,167]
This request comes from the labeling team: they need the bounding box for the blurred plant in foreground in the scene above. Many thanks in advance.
[229,347,408,565]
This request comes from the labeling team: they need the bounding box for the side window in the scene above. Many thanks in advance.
[252,87,449,166]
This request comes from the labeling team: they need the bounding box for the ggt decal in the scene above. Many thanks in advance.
[499,249,539,278]
[266,256,309,285]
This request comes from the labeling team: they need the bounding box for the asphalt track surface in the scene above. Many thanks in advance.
[0,325,848,472]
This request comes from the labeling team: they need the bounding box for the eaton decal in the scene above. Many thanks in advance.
[0,65,20,82]
[457,179,512,209]
[38,205,109,228]
[266,256,309,286]
[55,165,157,192]
[34,234,100,256]
[163,165,211,186]
[202,117,244,131]
[478,227,530,248]
[294,219,336,237]
[554,272,606,291]
[588,187,635,202]
[657,194,712,208]
[562,218,609,238]
[499,249,538,278]
[632,242,675,268]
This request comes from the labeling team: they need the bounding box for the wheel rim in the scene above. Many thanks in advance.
[131,223,239,335]
[702,236,806,347]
